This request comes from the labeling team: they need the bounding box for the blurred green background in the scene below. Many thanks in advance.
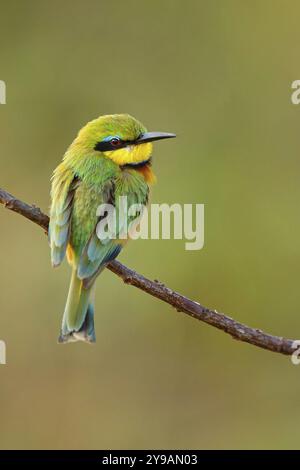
[1,0,300,450]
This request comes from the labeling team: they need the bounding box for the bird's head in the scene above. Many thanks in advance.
[72,114,176,166]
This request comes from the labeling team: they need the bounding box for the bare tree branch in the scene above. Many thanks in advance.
[0,187,297,356]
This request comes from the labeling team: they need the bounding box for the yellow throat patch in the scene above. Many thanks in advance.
[103,142,153,166]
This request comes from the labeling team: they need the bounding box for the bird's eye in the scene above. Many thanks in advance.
[110,137,122,147]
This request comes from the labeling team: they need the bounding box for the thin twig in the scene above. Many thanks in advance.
[0,187,297,356]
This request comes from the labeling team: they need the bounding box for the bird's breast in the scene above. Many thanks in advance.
[134,164,156,185]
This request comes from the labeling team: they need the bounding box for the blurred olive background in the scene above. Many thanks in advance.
[1,0,300,450]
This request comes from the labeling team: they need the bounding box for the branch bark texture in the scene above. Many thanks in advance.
[0,187,297,356]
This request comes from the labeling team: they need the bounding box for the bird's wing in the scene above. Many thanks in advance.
[49,164,79,267]
[77,195,123,281]
[77,176,149,284]
[78,234,122,281]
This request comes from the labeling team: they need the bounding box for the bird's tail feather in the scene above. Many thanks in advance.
[58,269,96,343]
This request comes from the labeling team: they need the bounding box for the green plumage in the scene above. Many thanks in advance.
[49,114,151,343]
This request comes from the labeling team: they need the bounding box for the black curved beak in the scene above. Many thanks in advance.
[135,132,176,145]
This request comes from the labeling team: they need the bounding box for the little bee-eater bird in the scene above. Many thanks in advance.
[49,114,175,343]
